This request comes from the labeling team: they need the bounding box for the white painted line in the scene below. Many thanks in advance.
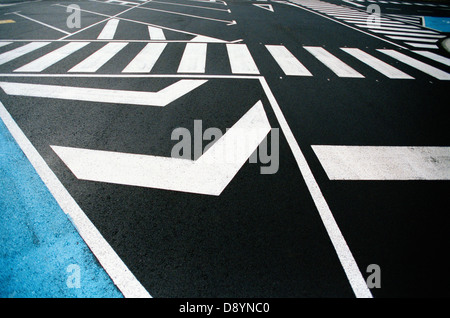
[357,25,436,33]
[378,49,450,80]
[343,19,404,25]
[0,80,207,106]
[12,12,71,35]
[303,46,364,78]
[413,51,450,67]
[50,100,270,196]
[148,26,165,40]
[0,42,50,66]
[386,36,439,43]
[404,42,439,49]
[0,100,150,298]
[258,77,372,298]
[122,43,166,73]
[177,43,207,73]
[342,0,365,7]
[14,42,90,72]
[312,145,450,180]
[226,44,260,74]
[341,48,413,79]
[97,18,120,40]
[68,42,128,72]
[370,30,446,38]
[146,0,230,12]
[265,45,312,76]
[0,42,12,48]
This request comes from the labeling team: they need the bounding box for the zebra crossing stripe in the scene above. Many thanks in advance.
[341,48,413,79]
[412,51,450,67]
[0,42,50,66]
[304,46,364,78]
[122,43,166,73]
[68,42,128,73]
[177,43,207,73]
[386,36,439,43]
[14,42,90,73]
[97,19,120,40]
[404,42,439,49]
[0,42,12,48]
[148,26,165,40]
[226,44,260,75]
[266,45,312,76]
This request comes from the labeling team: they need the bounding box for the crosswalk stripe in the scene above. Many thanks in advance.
[412,51,450,67]
[97,19,120,40]
[265,45,312,76]
[341,48,413,79]
[370,30,446,38]
[177,43,207,73]
[0,42,50,66]
[378,49,450,80]
[304,46,364,78]
[358,25,436,33]
[0,42,12,48]
[69,42,128,73]
[404,42,439,49]
[122,43,166,73]
[226,44,259,74]
[386,36,439,43]
[148,26,165,40]
[14,42,90,73]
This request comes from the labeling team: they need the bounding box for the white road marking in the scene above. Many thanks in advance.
[0,42,50,66]
[413,51,450,67]
[312,145,450,180]
[226,44,260,74]
[12,12,71,35]
[122,43,166,73]
[386,36,439,43]
[147,26,165,40]
[68,42,128,72]
[370,30,446,37]
[340,48,413,79]
[304,46,364,78]
[378,49,450,80]
[0,80,207,106]
[0,42,12,48]
[97,18,120,40]
[265,45,312,76]
[14,42,90,72]
[404,42,439,49]
[177,43,207,73]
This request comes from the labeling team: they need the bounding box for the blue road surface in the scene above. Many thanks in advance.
[0,119,122,298]
[423,16,450,32]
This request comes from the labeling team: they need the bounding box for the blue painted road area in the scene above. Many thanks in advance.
[0,119,122,298]
[423,16,450,32]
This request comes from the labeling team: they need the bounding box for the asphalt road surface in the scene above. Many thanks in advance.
[1,0,449,299]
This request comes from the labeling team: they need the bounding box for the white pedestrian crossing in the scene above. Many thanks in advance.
[68,42,128,73]
[177,43,207,73]
[0,42,50,66]
[122,43,167,73]
[97,19,120,40]
[265,45,312,76]
[226,44,260,75]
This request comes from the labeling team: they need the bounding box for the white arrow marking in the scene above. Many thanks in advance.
[51,101,271,196]
[0,80,207,107]
[253,4,274,12]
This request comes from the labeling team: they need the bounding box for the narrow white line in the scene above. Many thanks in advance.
[378,49,450,80]
[304,46,364,78]
[68,42,128,73]
[341,48,413,79]
[0,42,50,66]
[404,42,439,49]
[342,0,365,7]
[14,42,90,72]
[357,25,436,33]
[226,44,260,74]
[265,45,312,76]
[12,12,71,35]
[413,51,450,67]
[258,77,372,298]
[0,101,151,298]
[370,30,445,37]
[0,42,12,48]
[122,43,166,73]
[312,145,450,180]
[148,26,165,40]
[386,36,439,43]
[177,43,207,73]
[146,0,230,12]
[342,19,404,24]
[97,19,120,40]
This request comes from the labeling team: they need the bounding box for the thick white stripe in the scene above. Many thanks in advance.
[378,49,450,80]
[122,43,166,73]
[0,42,50,66]
[69,42,128,72]
[226,44,259,74]
[387,36,439,43]
[266,45,312,76]
[370,30,445,37]
[413,51,450,67]
[341,48,413,79]
[312,145,450,180]
[0,42,12,48]
[404,42,439,49]
[304,46,364,78]
[97,19,120,40]
[177,43,207,73]
[14,42,90,72]
[147,26,165,40]
[359,25,436,33]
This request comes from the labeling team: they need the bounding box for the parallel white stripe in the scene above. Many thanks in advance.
[177,43,207,73]
[0,42,50,66]
[0,42,12,48]
[122,43,166,73]
[370,30,445,37]
[69,42,128,72]
[266,45,312,76]
[404,42,439,49]
[413,51,450,67]
[312,145,450,180]
[226,44,259,74]
[14,42,90,72]
[97,19,120,40]
[357,25,436,33]
[341,48,413,79]
[386,36,439,43]
[343,19,404,24]
[304,46,364,78]
[147,26,165,40]
[378,49,450,80]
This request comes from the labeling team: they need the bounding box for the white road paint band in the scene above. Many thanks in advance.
[0,42,50,66]
[265,45,312,76]
[68,42,128,72]
[148,26,166,40]
[226,44,260,74]
[122,43,167,73]
[177,43,207,73]
[412,51,450,67]
[312,146,450,180]
[387,36,439,43]
[97,18,120,40]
